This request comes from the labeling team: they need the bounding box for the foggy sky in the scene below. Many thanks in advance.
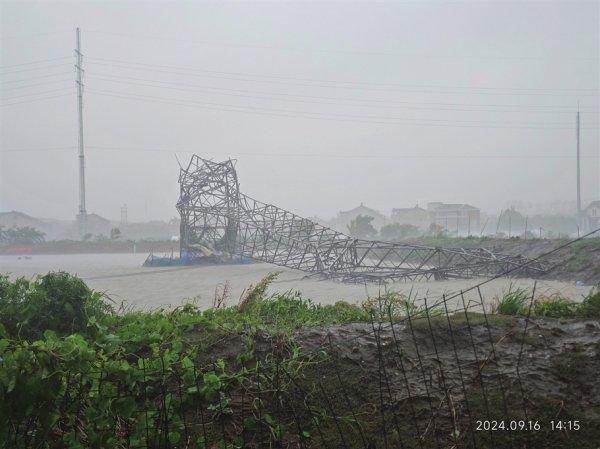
[1,1,599,222]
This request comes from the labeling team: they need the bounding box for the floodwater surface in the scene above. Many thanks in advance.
[0,253,593,311]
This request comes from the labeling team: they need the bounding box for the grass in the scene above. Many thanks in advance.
[1,271,599,448]
[534,294,578,318]
[493,287,530,316]
[492,287,600,319]
[578,290,600,318]
[0,272,375,449]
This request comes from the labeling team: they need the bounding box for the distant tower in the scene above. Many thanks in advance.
[75,27,87,236]
[121,204,128,226]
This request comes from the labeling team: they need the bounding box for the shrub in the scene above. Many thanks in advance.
[0,272,112,340]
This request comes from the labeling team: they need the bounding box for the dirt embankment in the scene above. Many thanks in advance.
[294,315,600,448]
[210,314,600,448]
[408,237,600,285]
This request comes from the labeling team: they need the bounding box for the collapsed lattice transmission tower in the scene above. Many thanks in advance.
[177,156,546,283]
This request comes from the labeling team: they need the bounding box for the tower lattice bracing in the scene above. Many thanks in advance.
[177,156,546,283]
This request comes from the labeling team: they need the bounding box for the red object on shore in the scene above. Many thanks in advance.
[1,246,33,255]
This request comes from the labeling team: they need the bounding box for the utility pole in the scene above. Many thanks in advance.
[576,107,582,223]
[75,27,87,237]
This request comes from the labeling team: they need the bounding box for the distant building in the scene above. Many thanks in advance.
[391,205,429,230]
[427,202,480,236]
[583,200,600,232]
[84,213,113,237]
[0,211,46,230]
[0,211,71,240]
[330,203,387,233]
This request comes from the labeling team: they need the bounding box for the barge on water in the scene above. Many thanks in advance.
[143,249,253,267]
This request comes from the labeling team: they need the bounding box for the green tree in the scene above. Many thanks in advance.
[380,223,419,241]
[347,215,377,239]
[110,227,122,240]
[0,226,45,245]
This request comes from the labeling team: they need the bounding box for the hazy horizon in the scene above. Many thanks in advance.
[1,1,599,223]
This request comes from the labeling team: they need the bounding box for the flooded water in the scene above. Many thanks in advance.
[0,253,593,311]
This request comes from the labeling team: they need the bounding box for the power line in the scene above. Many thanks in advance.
[0,146,76,152]
[0,72,75,84]
[0,56,72,69]
[87,72,600,115]
[86,56,599,93]
[0,87,74,101]
[85,60,598,97]
[84,30,600,62]
[85,87,589,126]
[0,93,72,107]
[2,145,598,159]
[0,63,73,75]
[87,88,597,129]
[0,30,70,40]
[91,75,590,114]
[1,79,74,92]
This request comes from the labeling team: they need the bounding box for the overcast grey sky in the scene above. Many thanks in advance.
[1,1,598,222]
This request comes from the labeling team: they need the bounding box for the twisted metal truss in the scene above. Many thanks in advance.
[176,155,546,283]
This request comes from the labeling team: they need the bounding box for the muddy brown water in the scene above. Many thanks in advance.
[0,253,594,311]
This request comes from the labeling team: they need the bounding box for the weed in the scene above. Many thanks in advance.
[238,272,280,312]
[577,289,600,318]
[493,287,530,316]
[533,294,577,318]
[361,291,443,322]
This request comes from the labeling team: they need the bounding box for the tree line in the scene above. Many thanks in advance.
[0,226,46,245]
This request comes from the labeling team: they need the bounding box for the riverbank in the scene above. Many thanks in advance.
[405,236,600,284]
[1,273,598,448]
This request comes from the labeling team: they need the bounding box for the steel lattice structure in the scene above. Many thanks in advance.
[176,156,546,283]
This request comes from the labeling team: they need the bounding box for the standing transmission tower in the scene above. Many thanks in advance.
[177,156,547,283]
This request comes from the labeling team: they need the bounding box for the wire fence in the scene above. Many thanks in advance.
[6,286,593,448]
[3,230,600,448]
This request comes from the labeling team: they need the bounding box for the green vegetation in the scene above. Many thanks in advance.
[109,227,122,240]
[492,287,600,319]
[1,272,598,448]
[577,290,600,318]
[493,287,530,316]
[0,272,378,449]
[0,225,45,245]
[0,273,111,340]
[534,294,578,318]
[347,214,377,239]
[379,222,419,240]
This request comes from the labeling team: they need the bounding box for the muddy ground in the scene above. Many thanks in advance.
[208,314,600,448]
